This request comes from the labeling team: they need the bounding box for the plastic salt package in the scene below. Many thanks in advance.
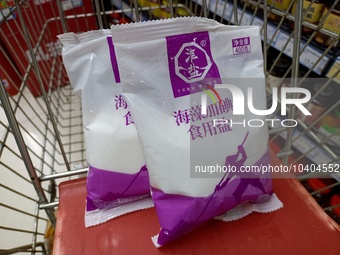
[111,17,283,247]
[58,30,153,227]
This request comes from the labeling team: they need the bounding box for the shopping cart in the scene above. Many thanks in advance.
[0,0,339,254]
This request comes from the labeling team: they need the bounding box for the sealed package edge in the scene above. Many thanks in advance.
[111,17,283,246]
[58,30,153,227]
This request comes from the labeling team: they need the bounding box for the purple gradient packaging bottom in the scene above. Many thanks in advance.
[86,165,150,211]
[153,150,273,246]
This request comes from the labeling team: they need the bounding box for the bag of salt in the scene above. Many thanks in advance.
[59,30,153,227]
[111,17,282,246]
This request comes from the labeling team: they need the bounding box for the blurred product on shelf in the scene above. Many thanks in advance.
[301,178,336,206]
[299,83,333,126]
[171,4,191,17]
[290,0,326,34]
[315,3,340,47]
[0,40,20,96]
[110,12,132,25]
[317,105,340,148]
[137,0,190,18]
[0,0,14,7]
[327,193,340,225]
[0,0,14,17]
[137,0,162,18]
[267,0,293,22]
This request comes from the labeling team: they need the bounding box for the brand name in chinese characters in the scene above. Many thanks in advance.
[174,97,233,140]
[114,94,134,126]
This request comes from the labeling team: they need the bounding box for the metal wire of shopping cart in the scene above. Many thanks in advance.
[0,0,340,254]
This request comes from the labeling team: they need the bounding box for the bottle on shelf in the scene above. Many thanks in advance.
[315,3,340,47]
[327,193,340,225]
[301,178,336,206]
[267,0,293,22]
[290,0,326,34]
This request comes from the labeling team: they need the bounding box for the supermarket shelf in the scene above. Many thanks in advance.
[193,0,340,179]
[197,0,331,75]
[198,0,340,180]
[326,57,340,83]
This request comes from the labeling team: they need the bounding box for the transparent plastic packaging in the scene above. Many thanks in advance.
[111,17,282,247]
[58,30,153,227]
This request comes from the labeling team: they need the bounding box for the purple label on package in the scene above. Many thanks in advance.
[232,37,251,55]
[166,31,222,98]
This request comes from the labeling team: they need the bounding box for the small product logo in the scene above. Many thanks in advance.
[232,37,251,55]
[175,42,212,83]
[166,31,222,98]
